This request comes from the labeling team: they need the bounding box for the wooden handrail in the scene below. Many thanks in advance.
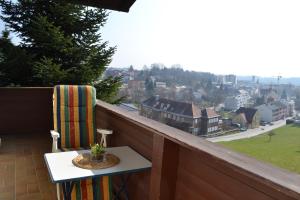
[96,100,300,200]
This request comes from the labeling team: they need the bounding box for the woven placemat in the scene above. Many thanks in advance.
[72,153,120,170]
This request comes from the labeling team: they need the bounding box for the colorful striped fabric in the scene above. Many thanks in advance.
[53,85,97,149]
[70,176,112,200]
[53,85,112,200]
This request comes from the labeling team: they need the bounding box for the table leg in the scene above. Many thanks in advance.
[61,181,75,200]
[114,174,131,200]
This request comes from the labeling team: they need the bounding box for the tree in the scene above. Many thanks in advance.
[255,96,265,106]
[0,0,121,103]
[145,76,154,97]
[0,30,32,86]
[267,131,275,142]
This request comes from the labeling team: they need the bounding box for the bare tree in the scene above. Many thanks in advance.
[267,131,275,142]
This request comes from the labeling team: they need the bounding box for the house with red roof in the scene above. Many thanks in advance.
[141,96,201,135]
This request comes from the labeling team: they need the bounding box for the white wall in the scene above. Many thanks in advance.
[257,105,272,122]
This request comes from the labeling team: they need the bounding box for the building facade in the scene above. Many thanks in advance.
[233,107,260,129]
[256,102,287,123]
[140,96,201,135]
[200,108,220,135]
[224,90,251,111]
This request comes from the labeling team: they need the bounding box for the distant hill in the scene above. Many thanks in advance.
[238,76,300,86]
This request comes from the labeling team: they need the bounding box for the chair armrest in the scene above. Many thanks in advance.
[50,130,60,152]
[97,129,113,135]
[97,129,113,147]
[51,130,60,138]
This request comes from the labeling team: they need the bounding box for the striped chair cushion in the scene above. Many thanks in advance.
[70,176,112,200]
[53,85,112,200]
[53,85,97,148]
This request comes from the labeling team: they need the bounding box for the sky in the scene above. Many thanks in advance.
[1,0,300,77]
[101,0,300,77]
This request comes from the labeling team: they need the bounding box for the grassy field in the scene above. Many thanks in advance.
[219,124,300,174]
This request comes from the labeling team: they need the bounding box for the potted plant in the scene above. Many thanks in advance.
[90,143,106,161]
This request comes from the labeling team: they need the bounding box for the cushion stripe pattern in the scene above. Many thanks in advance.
[53,85,111,200]
[53,85,97,149]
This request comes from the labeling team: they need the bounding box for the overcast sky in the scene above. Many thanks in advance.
[1,0,300,77]
[102,0,300,77]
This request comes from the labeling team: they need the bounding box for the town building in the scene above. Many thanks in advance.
[224,90,251,111]
[140,96,201,135]
[233,107,260,129]
[127,80,145,103]
[256,101,287,123]
[200,108,220,135]
[217,74,237,86]
[155,82,167,88]
[280,99,295,117]
[225,74,238,85]
[128,65,135,80]
[259,87,279,103]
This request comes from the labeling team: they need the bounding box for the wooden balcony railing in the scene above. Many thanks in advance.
[96,100,300,200]
[0,87,299,200]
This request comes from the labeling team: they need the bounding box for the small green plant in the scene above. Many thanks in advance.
[90,143,105,158]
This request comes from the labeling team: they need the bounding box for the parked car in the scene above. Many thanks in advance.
[231,123,241,128]
[295,120,300,125]
[286,119,294,124]
[260,121,268,126]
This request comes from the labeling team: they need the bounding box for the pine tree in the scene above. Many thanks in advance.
[0,0,122,103]
[145,76,154,97]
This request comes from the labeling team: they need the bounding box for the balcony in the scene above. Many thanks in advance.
[0,87,300,200]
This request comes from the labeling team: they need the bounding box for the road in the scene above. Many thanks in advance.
[207,119,287,143]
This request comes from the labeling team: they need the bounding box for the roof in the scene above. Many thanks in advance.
[272,101,286,108]
[236,107,258,123]
[70,0,136,12]
[142,96,201,118]
[201,108,219,119]
[119,103,138,112]
[257,101,287,111]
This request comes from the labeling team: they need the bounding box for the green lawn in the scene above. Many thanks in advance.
[219,125,300,174]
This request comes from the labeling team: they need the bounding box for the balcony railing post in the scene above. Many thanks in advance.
[150,134,179,200]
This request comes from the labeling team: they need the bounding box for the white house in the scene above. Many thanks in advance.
[224,97,240,111]
[256,102,287,123]
[156,82,167,88]
[224,90,250,111]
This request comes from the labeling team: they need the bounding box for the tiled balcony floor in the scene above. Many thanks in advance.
[0,133,56,200]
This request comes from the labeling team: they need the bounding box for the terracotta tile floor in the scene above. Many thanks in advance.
[0,134,57,200]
